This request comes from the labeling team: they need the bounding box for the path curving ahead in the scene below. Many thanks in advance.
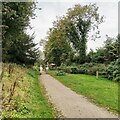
[40,72,117,118]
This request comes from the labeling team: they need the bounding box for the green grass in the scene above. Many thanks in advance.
[2,64,55,118]
[48,70,118,114]
[24,69,55,118]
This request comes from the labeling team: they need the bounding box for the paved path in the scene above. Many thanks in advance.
[40,72,118,118]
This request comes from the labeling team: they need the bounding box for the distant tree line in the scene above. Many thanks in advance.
[2,2,39,65]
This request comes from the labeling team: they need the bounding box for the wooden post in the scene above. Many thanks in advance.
[96,71,99,79]
[0,64,5,80]
[8,81,16,103]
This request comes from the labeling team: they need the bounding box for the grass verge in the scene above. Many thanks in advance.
[48,70,118,114]
[2,64,55,118]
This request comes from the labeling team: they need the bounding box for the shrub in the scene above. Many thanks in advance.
[107,62,115,80]
[87,69,96,75]
[70,67,78,74]
[56,70,65,76]
[98,71,108,78]
[56,61,120,82]
[64,67,71,73]
[107,59,120,82]
[57,66,78,74]
[77,66,87,74]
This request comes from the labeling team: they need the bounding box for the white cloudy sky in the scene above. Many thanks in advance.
[27,0,119,52]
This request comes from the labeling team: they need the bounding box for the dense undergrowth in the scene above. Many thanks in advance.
[56,59,120,82]
[1,63,54,118]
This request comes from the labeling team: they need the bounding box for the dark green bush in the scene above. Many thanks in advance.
[57,66,78,74]
[56,61,120,82]
[56,70,65,76]
[70,67,78,74]
[106,59,120,82]
[77,66,87,74]
[107,63,114,80]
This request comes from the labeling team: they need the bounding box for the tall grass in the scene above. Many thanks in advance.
[2,64,55,118]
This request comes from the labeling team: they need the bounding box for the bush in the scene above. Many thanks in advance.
[56,61,120,82]
[107,63,114,80]
[56,70,65,76]
[106,59,120,82]
[77,66,87,74]
[98,71,108,78]
[70,67,78,74]
[87,69,96,75]
[64,67,71,73]
[57,66,79,74]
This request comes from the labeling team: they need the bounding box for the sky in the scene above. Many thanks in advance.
[27,0,119,52]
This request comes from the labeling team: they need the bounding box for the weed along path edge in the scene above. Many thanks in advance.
[40,72,117,118]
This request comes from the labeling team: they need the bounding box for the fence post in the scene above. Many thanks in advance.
[96,71,99,79]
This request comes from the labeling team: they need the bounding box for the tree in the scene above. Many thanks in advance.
[2,2,39,65]
[5,32,40,65]
[64,4,103,63]
[44,27,73,66]
[103,36,118,63]
[44,4,103,65]
[87,36,119,64]
[86,49,94,63]
[94,48,106,63]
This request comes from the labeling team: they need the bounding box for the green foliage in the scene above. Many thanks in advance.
[57,61,120,82]
[45,4,103,65]
[57,63,107,77]
[2,64,55,118]
[70,67,78,74]
[57,66,79,74]
[103,36,118,64]
[2,2,39,65]
[44,26,73,66]
[106,59,120,82]
[7,32,39,65]
[86,36,119,64]
[56,70,65,76]
[65,4,103,63]
[77,64,89,74]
